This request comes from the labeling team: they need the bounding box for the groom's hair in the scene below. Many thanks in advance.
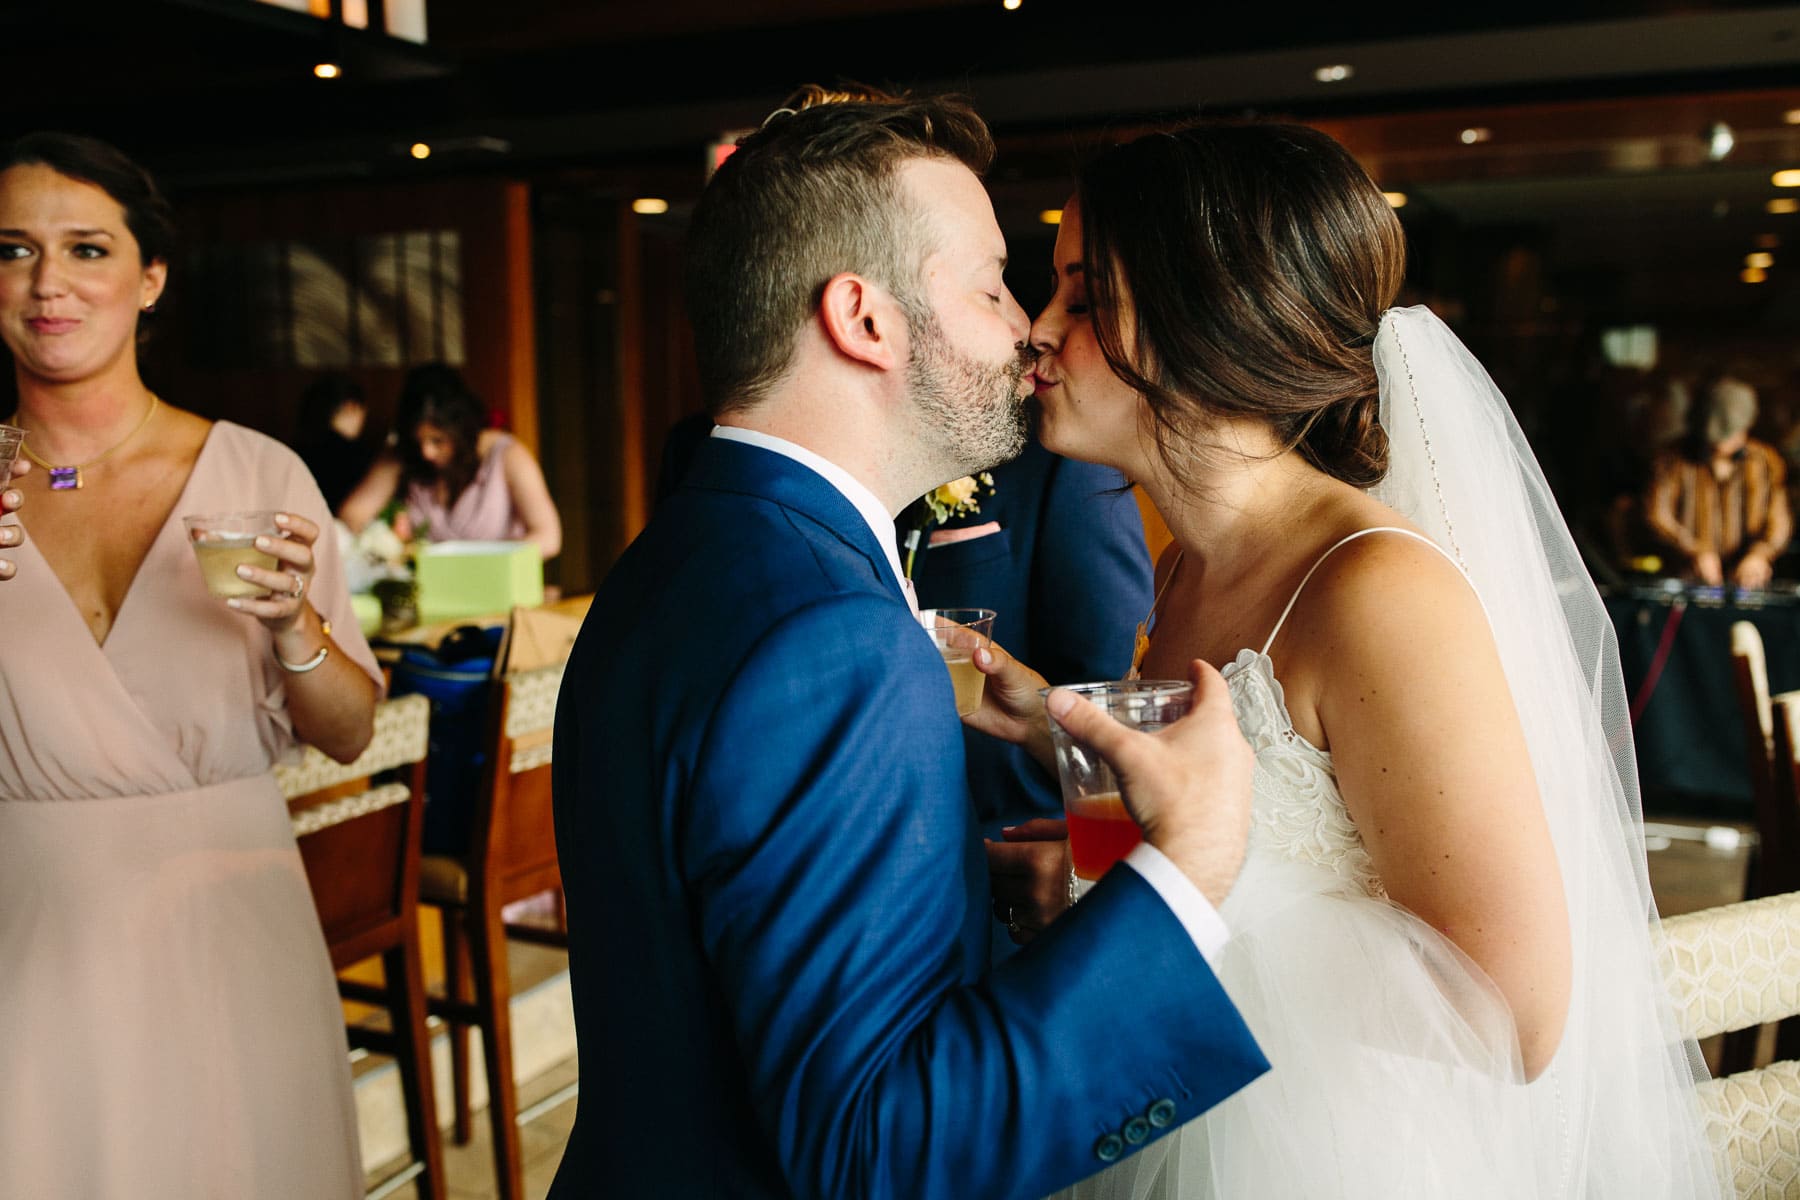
[1076,120,1405,493]
[683,84,994,416]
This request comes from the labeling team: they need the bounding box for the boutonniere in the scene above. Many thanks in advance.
[900,471,995,578]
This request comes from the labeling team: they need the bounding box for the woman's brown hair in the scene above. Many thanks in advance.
[1076,119,1405,490]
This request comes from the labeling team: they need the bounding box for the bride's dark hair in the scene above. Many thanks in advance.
[1075,119,1404,490]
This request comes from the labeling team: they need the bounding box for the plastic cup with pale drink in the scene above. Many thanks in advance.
[918,608,996,717]
[183,511,282,599]
[0,425,22,484]
[1042,679,1194,899]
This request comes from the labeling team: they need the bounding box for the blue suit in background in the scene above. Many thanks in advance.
[552,436,1266,1199]
[908,439,1152,826]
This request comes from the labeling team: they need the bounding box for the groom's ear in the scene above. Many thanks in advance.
[817,272,903,373]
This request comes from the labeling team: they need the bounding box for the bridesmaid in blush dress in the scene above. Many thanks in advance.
[0,133,381,1198]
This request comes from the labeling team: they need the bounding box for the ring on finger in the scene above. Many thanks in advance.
[290,573,305,599]
[1005,907,1022,937]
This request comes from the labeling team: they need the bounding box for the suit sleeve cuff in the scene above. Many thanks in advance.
[1123,842,1231,966]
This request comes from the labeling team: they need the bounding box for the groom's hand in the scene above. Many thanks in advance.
[1044,659,1253,908]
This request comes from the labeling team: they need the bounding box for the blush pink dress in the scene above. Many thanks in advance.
[405,431,528,543]
[0,422,383,1199]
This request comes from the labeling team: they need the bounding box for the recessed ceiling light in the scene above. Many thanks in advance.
[1746,251,1775,269]
[1383,192,1408,208]
[1706,122,1735,161]
[1785,109,1800,125]
[1774,169,1800,188]
[409,143,431,160]
[1002,0,1022,9]
[1742,266,1768,283]
[1039,209,1064,225]
[632,198,671,215]
[1313,64,1354,83]
[313,62,341,80]
[1769,198,1800,215]
[1459,127,1491,145]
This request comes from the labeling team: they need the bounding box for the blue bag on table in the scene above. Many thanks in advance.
[388,624,505,856]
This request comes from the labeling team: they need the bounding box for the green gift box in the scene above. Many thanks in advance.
[415,540,543,624]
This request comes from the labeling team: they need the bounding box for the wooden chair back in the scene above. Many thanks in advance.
[473,662,565,911]
[280,694,432,965]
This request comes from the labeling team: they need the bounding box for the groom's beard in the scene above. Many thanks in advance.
[905,306,1032,475]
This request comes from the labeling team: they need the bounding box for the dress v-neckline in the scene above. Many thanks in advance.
[22,422,220,653]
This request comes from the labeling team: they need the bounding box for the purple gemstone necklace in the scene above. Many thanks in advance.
[10,394,159,491]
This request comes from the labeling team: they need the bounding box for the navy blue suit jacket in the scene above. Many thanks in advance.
[909,440,1151,826]
[552,437,1265,1199]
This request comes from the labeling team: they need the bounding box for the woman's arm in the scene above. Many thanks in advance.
[227,511,378,763]
[338,454,404,534]
[1302,535,1571,1080]
[501,440,562,560]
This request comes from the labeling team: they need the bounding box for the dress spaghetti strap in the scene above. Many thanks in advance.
[1258,527,1459,657]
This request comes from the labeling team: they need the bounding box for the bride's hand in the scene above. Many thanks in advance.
[986,818,1071,944]
[962,640,1054,769]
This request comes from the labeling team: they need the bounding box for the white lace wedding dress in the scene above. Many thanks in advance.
[1051,305,1722,1200]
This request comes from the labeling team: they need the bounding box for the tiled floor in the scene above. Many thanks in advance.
[375,815,1757,1199]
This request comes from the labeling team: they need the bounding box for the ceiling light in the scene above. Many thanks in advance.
[1706,122,1735,161]
[409,143,431,160]
[313,62,341,80]
[1383,192,1408,208]
[1742,266,1768,283]
[1774,169,1800,188]
[632,198,670,215]
[1786,109,1800,125]
[1002,0,1022,8]
[1459,127,1491,145]
[1313,64,1354,83]
[1756,234,1782,249]
[1746,252,1775,269]
[1770,198,1800,215]
[1039,209,1063,225]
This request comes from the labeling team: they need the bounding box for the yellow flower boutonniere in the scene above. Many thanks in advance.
[901,471,996,578]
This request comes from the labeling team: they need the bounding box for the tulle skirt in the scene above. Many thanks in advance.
[1050,849,1720,1199]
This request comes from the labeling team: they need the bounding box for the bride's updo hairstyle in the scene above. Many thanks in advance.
[1075,120,1405,489]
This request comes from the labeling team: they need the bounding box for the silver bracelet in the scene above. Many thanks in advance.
[276,644,330,673]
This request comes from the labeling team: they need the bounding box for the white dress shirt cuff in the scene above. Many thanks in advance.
[1123,842,1231,967]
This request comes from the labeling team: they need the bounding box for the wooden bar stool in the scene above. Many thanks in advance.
[279,693,445,1200]
[419,662,566,1200]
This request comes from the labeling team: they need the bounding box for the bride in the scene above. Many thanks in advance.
[973,120,1720,1197]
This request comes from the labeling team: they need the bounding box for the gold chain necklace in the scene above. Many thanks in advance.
[11,394,160,491]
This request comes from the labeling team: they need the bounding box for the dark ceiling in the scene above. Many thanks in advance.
[12,1,1800,186]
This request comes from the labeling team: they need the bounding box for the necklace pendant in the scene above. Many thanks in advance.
[48,466,81,491]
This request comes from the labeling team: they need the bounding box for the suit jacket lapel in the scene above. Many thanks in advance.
[684,437,908,607]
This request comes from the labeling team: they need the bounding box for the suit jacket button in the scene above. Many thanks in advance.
[1122,1116,1151,1145]
[1094,1133,1125,1163]
[1147,1099,1177,1128]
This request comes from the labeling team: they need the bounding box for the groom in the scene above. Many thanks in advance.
[550,90,1267,1199]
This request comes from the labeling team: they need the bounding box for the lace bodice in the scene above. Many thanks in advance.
[1221,648,1387,898]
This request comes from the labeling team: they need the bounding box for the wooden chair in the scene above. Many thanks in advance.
[277,693,445,1200]
[1661,888,1800,1197]
[419,661,567,1200]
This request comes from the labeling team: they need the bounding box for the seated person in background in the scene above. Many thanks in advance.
[657,410,1152,827]
[341,362,562,560]
[293,372,377,513]
[1646,374,1791,589]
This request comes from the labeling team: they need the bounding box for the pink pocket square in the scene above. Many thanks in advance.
[929,521,1002,547]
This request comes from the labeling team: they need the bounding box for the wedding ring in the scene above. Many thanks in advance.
[290,573,305,599]
[1006,907,1022,937]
